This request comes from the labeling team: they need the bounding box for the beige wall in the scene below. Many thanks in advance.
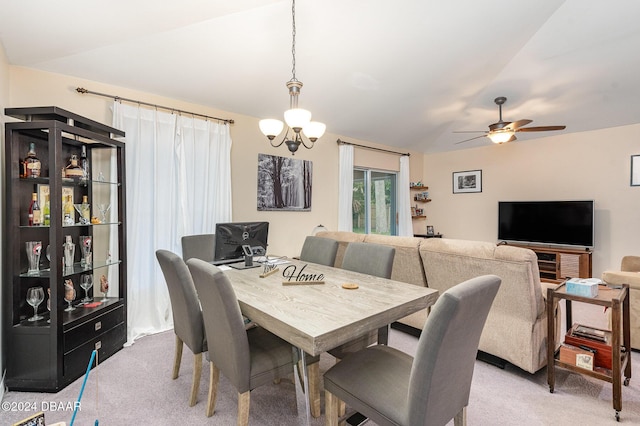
[7,66,426,257]
[6,66,636,273]
[424,125,640,277]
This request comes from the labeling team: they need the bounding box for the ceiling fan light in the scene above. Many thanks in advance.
[259,119,284,139]
[489,130,514,144]
[284,108,312,132]
[302,121,326,141]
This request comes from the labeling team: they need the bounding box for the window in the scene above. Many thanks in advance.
[353,168,397,235]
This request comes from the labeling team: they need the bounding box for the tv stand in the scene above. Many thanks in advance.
[509,244,592,284]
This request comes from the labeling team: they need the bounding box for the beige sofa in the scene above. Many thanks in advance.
[602,256,640,350]
[315,231,559,373]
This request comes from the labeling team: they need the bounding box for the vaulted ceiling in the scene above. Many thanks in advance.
[1,0,639,153]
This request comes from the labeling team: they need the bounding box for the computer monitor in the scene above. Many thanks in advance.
[213,222,269,264]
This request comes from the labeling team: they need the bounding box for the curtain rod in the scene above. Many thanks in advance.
[336,138,410,156]
[76,87,235,124]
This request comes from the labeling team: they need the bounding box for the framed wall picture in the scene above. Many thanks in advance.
[257,153,312,211]
[426,225,435,236]
[631,155,640,186]
[453,170,482,193]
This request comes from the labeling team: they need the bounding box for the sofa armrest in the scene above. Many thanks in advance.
[602,270,640,291]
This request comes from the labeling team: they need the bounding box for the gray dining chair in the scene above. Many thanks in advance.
[155,249,207,407]
[328,241,396,360]
[299,235,339,267]
[186,258,321,422]
[181,233,215,262]
[324,274,502,426]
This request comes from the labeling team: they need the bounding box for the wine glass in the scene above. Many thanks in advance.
[64,279,76,312]
[80,274,93,304]
[26,286,45,321]
[100,274,110,301]
[96,203,111,223]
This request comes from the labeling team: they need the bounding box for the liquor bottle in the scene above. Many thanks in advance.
[80,195,91,224]
[29,193,42,226]
[23,142,41,178]
[64,154,84,179]
[43,194,51,226]
[80,145,90,182]
[63,194,74,226]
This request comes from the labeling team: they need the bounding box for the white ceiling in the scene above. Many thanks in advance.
[1,0,639,153]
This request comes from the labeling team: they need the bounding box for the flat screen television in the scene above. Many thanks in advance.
[498,201,594,247]
[213,222,269,263]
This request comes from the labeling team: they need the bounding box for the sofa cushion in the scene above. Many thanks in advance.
[419,238,551,373]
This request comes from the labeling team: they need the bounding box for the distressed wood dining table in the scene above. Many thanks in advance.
[220,258,439,425]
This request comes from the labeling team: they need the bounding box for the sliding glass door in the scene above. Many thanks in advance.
[353,168,397,235]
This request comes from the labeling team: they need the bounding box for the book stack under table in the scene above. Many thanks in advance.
[559,323,612,371]
[547,282,631,421]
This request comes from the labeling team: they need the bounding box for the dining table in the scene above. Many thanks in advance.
[219,257,439,425]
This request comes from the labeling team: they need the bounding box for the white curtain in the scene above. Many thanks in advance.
[397,155,412,236]
[112,102,232,344]
[338,144,354,231]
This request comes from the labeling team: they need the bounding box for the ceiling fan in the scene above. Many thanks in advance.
[454,96,566,144]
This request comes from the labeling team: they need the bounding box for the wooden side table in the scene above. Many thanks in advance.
[547,282,631,421]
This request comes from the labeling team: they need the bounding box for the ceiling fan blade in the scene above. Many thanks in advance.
[504,119,532,130]
[455,134,487,144]
[517,125,566,132]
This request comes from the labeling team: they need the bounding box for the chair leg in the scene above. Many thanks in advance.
[325,390,339,426]
[308,361,321,418]
[237,390,250,426]
[189,352,203,407]
[454,406,467,426]
[172,335,184,379]
[206,361,220,417]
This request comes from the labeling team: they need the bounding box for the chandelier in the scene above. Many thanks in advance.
[259,0,326,155]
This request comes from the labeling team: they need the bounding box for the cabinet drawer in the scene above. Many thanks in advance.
[64,305,125,353]
[63,322,125,381]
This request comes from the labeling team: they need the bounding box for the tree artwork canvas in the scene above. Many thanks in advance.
[257,153,312,211]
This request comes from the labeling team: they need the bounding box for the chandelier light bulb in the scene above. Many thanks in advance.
[302,121,326,141]
[259,119,285,140]
[284,108,312,132]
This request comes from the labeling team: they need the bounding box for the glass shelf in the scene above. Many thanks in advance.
[20,221,120,229]
[19,259,122,278]
[19,176,120,186]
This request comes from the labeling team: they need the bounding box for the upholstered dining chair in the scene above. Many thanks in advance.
[181,233,215,262]
[155,249,207,407]
[299,235,339,267]
[324,274,502,426]
[328,241,396,360]
[186,258,321,422]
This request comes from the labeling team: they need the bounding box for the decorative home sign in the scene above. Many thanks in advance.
[631,155,640,186]
[257,153,312,211]
[453,170,482,193]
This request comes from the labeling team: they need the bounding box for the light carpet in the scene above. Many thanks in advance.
[2,302,639,425]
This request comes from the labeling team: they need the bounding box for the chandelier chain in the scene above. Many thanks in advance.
[290,0,298,82]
